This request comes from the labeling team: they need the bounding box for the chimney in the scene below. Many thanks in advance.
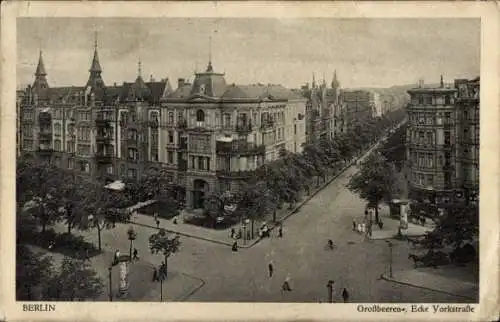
[150,74,155,82]
[418,79,424,88]
[178,78,185,89]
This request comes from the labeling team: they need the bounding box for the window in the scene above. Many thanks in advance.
[425,96,432,105]
[168,131,174,143]
[419,132,424,144]
[128,130,137,140]
[177,111,184,122]
[418,96,424,105]
[120,164,125,175]
[427,154,434,167]
[427,175,434,186]
[444,95,451,105]
[444,131,451,145]
[444,112,451,124]
[128,148,137,160]
[54,139,62,152]
[223,113,231,128]
[68,159,74,169]
[167,151,173,164]
[151,152,159,162]
[54,124,62,136]
[196,109,205,122]
[67,140,74,153]
[426,132,433,145]
[127,168,137,179]
[168,112,174,124]
[106,165,113,174]
[80,161,90,173]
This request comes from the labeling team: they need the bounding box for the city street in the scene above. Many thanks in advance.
[47,158,469,303]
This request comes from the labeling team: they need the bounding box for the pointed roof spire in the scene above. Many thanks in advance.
[440,74,444,88]
[138,58,142,78]
[331,70,340,88]
[89,31,102,73]
[206,36,213,72]
[35,50,47,76]
[312,72,316,88]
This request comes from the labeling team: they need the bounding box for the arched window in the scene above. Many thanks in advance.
[196,109,205,122]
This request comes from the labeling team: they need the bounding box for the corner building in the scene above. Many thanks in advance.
[406,77,479,204]
[160,61,307,209]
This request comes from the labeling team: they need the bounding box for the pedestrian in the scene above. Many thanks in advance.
[278,225,283,238]
[173,217,178,225]
[282,275,292,291]
[268,262,274,278]
[232,241,238,252]
[84,248,91,262]
[156,219,160,229]
[230,228,235,239]
[352,219,357,231]
[327,239,334,250]
[152,267,159,282]
[114,249,120,265]
[133,248,139,261]
[342,288,350,303]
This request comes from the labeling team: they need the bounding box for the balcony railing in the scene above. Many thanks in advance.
[149,119,159,128]
[260,119,275,130]
[235,123,253,135]
[216,141,266,156]
[177,120,187,129]
[216,169,254,179]
[95,153,113,164]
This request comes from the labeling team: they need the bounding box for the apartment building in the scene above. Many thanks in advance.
[18,47,307,209]
[406,76,479,205]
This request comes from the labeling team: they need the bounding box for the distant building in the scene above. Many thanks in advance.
[301,71,341,143]
[406,76,479,205]
[341,89,382,119]
[18,42,307,210]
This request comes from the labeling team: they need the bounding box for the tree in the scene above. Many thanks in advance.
[347,153,397,223]
[58,171,92,235]
[203,192,237,227]
[80,184,128,251]
[424,203,479,251]
[45,257,104,301]
[149,229,181,275]
[236,181,276,239]
[16,245,54,300]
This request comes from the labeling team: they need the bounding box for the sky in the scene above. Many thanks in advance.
[17,18,480,90]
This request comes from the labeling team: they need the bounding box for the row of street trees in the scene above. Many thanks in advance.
[202,109,407,233]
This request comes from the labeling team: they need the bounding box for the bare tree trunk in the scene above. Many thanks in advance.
[97,226,102,251]
[375,203,380,223]
[251,218,255,239]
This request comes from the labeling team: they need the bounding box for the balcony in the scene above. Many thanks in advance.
[216,169,254,179]
[149,119,159,128]
[260,119,275,131]
[39,131,52,139]
[95,133,112,144]
[177,120,187,129]
[95,152,113,164]
[235,123,253,135]
[179,139,188,150]
[216,141,266,156]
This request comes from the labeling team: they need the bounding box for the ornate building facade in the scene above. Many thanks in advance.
[301,71,342,143]
[406,76,479,205]
[18,45,307,209]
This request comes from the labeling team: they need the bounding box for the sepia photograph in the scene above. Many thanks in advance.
[2,1,499,321]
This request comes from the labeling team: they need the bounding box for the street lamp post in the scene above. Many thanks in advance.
[160,277,163,302]
[108,266,113,302]
[127,226,137,260]
[386,241,393,278]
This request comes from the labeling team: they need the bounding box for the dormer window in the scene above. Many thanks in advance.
[196,109,205,122]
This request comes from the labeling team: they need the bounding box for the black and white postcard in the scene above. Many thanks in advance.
[1,1,498,321]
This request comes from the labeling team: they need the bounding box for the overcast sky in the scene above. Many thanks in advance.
[17,18,480,89]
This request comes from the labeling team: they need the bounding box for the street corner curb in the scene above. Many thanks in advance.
[380,273,477,300]
[175,273,206,301]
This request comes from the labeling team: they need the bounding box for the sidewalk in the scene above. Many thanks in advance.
[129,160,356,249]
[381,267,479,301]
[28,245,205,302]
[128,140,382,248]
[354,207,434,240]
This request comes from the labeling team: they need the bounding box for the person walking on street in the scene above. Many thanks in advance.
[156,219,160,229]
[152,267,159,282]
[352,219,357,231]
[342,288,350,303]
[232,241,238,252]
[133,248,139,261]
[84,248,91,262]
[268,262,274,278]
[278,225,283,238]
[230,228,235,239]
[282,275,292,291]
